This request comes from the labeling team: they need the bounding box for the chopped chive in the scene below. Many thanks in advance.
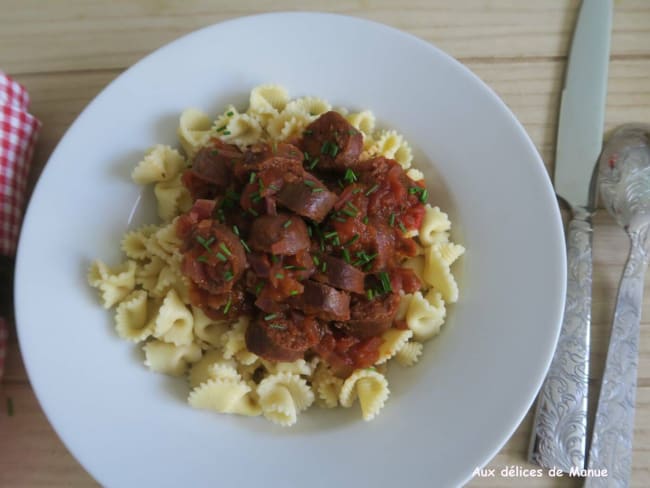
[269,184,280,192]
[272,141,278,154]
[249,208,259,217]
[224,271,234,281]
[344,235,359,247]
[363,216,369,224]
[304,179,317,188]
[226,111,234,116]
[232,225,240,236]
[420,189,429,203]
[342,208,357,217]
[210,149,219,156]
[254,282,264,295]
[196,235,215,250]
[7,397,14,416]
[222,130,231,136]
[378,271,392,293]
[308,157,319,170]
[389,213,396,226]
[219,243,232,256]
[283,219,292,228]
[346,202,359,212]
[240,239,251,253]
[348,128,358,135]
[313,255,320,266]
[321,141,332,155]
[321,261,327,272]
[409,187,419,195]
[365,184,379,196]
[342,248,351,263]
[366,289,375,300]
[216,125,226,132]
[289,290,299,296]
[343,168,357,183]
[251,191,262,203]
[271,255,280,264]
[333,216,347,223]
[352,188,362,194]
[303,129,313,136]
[223,296,232,314]
[312,187,324,193]
[275,273,284,279]
[307,226,313,237]
[249,172,257,184]
[264,313,278,321]
[269,323,286,330]
[324,231,339,240]
[197,255,209,263]
[303,151,310,161]
[329,143,339,157]
[216,252,228,262]
[399,222,407,234]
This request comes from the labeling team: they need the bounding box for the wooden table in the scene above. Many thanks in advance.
[1,1,649,486]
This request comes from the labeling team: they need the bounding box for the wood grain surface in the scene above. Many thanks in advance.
[1,1,649,486]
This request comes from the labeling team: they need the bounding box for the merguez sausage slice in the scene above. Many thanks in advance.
[248,214,310,255]
[300,111,363,171]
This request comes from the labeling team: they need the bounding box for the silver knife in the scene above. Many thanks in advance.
[528,0,613,471]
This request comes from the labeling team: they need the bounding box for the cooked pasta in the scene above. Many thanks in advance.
[143,340,202,376]
[339,369,390,421]
[88,85,464,426]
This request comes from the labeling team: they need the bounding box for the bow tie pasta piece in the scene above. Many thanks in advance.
[114,290,159,342]
[265,111,311,142]
[191,307,230,349]
[406,290,446,341]
[188,349,238,389]
[423,244,461,303]
[373,130,413,170]
[87,260,137,309]
[257,372,314,426]
[136,256,166,292]
[312,363,344,408]
[260,358,314,377]
[221,316,258,365]
[132,145,186,185]
[283,96,331,119]
[345,110,376,140]
[375,329,414,365]
[419,205,451,246]
[154,174,192,222]
[152,289,194,346]
[395,341,424,367]
[188,377,261,417]
[121,224,159,260]
[146,220,183,265]
[143,340,202,376]
[177,109,213,158]
[339,369,390,421]
[217,112,263,148]
[248,84,289,122]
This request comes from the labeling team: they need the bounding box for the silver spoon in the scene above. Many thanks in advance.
[585,123,650,487]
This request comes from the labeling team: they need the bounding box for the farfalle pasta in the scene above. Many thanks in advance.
[87,85,464,426]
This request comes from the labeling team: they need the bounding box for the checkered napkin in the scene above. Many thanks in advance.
[0,72,40,379]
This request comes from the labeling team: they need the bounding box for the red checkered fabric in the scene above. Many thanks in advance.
[0,72,40,380]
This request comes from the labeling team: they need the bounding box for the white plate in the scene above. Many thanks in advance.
[15,12,565,488]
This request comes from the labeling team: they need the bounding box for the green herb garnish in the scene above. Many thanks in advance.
[223,296,232,314]
[365,184,379,196]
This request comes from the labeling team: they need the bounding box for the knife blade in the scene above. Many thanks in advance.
[528,0,613,472]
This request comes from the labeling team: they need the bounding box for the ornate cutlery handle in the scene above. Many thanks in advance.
[529,206,591,471]
[585,227,648,487]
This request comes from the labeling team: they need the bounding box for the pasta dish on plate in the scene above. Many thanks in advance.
[87,85,464,426]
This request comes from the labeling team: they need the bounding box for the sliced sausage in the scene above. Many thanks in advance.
[289,280,350,321]
[235,142,304,181]
[245,314,321,362]
[338,293,400,338]
[313,255,365,294]
[181,221,247,294]
[191,142,241,186]
[248,214,310,255]
[276,175,338,223]
[300,111,363,171]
